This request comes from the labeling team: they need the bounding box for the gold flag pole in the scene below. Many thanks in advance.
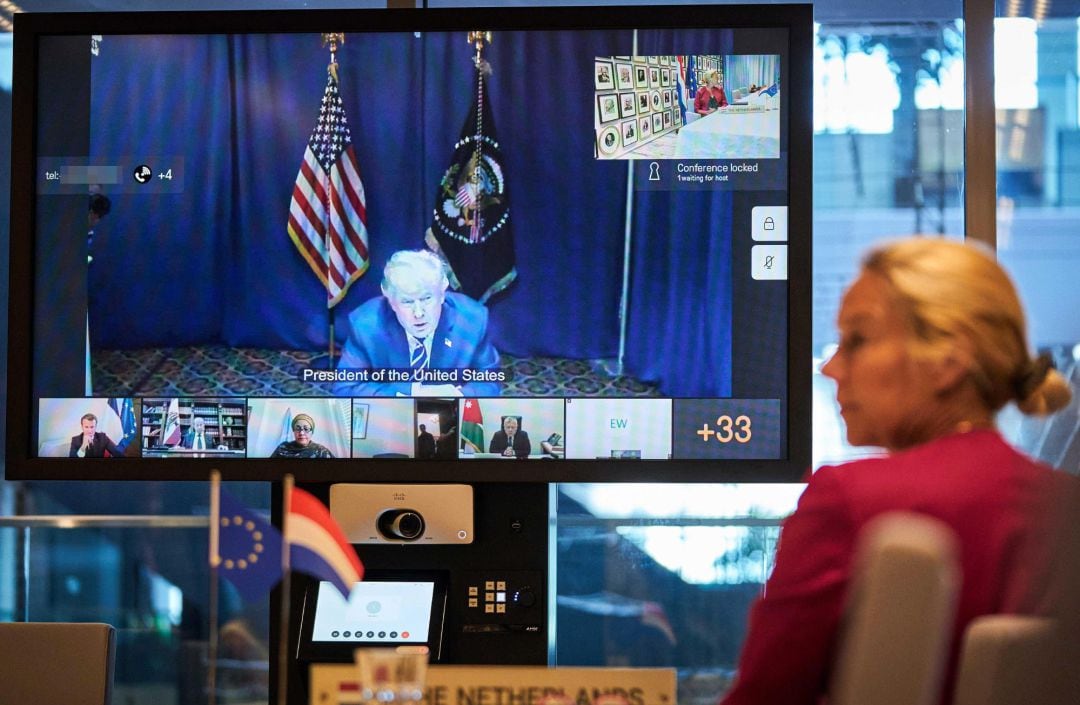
[466,31,492,242]
[276,474,295,705]
[467,30,490,66]
[207,470,222,705]
[321,33,345,367]
[323,32,344,83]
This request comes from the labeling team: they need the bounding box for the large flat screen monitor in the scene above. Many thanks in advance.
[7,4,812,482]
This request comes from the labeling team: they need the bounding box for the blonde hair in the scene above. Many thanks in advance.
[862,237,1071,416]
[705,69,720,86]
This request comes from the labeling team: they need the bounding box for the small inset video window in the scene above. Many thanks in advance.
[415,399,459,460]
[564,398,672,460]
[458,398,565,460]
[247,398,350,458]
[351,398,415,459]
[593,54,780,160]
[141,397,247,457]
[38,397,141,458]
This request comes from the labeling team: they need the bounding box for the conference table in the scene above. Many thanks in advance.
[675,105,781,159]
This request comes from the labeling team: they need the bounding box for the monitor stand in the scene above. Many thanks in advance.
[271,482,550,705]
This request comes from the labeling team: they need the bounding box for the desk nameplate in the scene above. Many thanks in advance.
[309,664,676,705]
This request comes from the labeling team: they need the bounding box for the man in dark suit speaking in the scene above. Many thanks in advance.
[334,250,502,397]
[181,417,217,450]
[489,415,531,458]
[69,413,124,458]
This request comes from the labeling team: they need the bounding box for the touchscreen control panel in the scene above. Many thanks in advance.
[460,570,543,633]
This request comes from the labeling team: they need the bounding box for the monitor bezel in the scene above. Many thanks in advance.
[6,4,813,482]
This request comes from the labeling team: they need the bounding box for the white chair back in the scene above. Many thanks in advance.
[829,512,960,705]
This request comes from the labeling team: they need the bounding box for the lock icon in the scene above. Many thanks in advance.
[763,216,775,231]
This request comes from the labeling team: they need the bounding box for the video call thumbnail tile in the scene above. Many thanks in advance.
[248,398,351,459]
[141,397,247,457]
[672,399,783,459]
[38,397,141,458]
[415,399,459,460]
[351,398,415,459]
[458,398,565,459]
[564,398,672,460]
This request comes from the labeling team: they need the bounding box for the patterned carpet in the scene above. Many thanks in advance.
[90,346,661,398]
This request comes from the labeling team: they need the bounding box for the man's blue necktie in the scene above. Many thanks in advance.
[410,338,429,370]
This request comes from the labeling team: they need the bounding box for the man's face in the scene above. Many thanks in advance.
[503,417,519,436]
[387,283,445,339]
[81,419,96,436]
[193,418,205,433]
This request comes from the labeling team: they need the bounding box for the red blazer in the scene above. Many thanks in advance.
[721,430,1068,705]
[694,86,729,114]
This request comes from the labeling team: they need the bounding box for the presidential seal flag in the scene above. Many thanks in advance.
[425,52,516,304]
[288,59,370,308]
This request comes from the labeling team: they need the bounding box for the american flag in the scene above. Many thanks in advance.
[287,70,370,307]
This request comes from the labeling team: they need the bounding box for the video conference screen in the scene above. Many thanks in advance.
[297,571,448,662]
[310,580,437,645]
[8,5,812,481]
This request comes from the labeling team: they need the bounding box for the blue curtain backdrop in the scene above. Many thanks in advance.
[87,29,734,397]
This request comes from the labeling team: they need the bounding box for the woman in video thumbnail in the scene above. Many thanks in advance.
[694,69,728,115]
[270,413,334,458]
[722,238,1076,705]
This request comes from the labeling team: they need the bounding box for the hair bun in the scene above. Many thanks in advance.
[1014,353,1054,401]
[1015,354,1073,415]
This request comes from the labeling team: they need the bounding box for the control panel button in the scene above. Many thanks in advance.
[751,244,787,280]
[751,205,788,242]
[512,588,537,608]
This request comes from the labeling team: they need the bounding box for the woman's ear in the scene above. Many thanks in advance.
[930,342,973,396]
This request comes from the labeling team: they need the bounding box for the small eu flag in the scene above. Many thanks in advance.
[108,397,137,452]
[216,489,283,603]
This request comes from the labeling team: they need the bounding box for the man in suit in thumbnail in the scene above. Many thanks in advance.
[181,417,217,450]
[489,415,531,459]
[334,249,502,397]
[69,413,124,458]
[416,424,437,459]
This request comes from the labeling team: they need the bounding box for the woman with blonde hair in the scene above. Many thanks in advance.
[721,237,1074,705]
[694,69,728,115]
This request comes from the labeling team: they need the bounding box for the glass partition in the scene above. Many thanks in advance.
[0,507,271,704]
[993,6,1080,472]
